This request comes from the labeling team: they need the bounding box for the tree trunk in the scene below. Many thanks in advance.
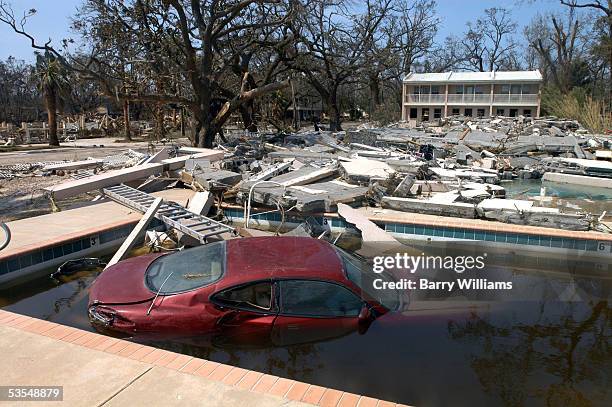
[328,95,342,131]
[45,85,59,147]
[240,102,258,133]
[154,102,165,142]
[369,76,381,118]
[200,124,218,148]
[123,99,132,141]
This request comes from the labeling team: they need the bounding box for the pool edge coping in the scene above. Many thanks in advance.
[0,309,410,407]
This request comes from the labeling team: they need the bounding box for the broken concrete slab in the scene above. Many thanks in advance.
[249,161,293,182]
[46,151,224,200]
[340,158,395,183]
[187,191,214,216]
[393,175,415,197]
[178,147,226,159]
[46,163,168,200]
[240,179,369,213]
[243,164,338,189]
[429,167,499,183]
[477,198,534,211]
[385,159,427,174]
[337,203,399,257]
[268,150,337,161]
[181,168,242,189]
[381,196,476,218]
[142,147,170,164]
[542,172,612,189]
[478,207,591,231]
[43,159,103,171]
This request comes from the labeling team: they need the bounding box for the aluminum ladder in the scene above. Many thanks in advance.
[103,184,234,244]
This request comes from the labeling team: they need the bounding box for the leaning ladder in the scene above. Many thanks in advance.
[103,184,234,244]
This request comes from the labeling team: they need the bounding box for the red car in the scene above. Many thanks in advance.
[88,236,404,345]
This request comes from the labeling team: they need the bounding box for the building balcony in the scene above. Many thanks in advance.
[447,94,491,104]
[404,94,446,104]
[404,93,539,105]
[492,93,538,104]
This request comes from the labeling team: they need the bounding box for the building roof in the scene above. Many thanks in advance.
[403,70,542,83]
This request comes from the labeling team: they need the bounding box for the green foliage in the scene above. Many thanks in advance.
[35,51,70,96]
[541,86,611,133]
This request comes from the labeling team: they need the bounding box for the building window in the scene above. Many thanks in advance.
[496,108,505,116]
[474,86,484,95]
[464,108,473,117]
[422,108,430,121]
[501,84,510,94]
[431,86,440,95]
[452,108,460,115]
[409,108,417,119]
[434,108,442,119]
[523,109,532,117]
[477,108,485,118]
[510,84,521,94]
[509,108,518,117]
[455,85,463,94]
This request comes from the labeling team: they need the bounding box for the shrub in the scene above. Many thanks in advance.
[542,87,611,133]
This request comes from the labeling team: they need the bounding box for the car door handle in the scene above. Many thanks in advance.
[287,324,300,330]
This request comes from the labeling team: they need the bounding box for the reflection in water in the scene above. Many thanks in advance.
[448,301,611,407]
[0,246,610,406]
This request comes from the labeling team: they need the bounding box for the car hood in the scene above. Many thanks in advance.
[89,253,165,305]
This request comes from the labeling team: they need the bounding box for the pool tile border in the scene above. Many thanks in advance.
[0,309,409,407]
[221,204,612,243]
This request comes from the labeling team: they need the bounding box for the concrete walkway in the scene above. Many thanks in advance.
[0,310,404,407]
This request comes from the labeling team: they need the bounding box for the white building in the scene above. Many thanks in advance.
[401,70,543,123]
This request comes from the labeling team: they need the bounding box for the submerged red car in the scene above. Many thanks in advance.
[88,236,403,345]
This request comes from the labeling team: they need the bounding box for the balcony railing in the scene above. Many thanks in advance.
[493,94,538,104]
[405,94,446,103]
[447,94,491,103]
[405,93,539,105]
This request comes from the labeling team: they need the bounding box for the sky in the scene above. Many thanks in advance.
[0,0,568,62]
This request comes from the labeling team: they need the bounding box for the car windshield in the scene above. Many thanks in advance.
[145,241,226,294]
[335,247,400,311]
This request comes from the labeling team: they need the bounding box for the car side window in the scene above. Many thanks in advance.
[279,280,363,317]
[213,282,274,312]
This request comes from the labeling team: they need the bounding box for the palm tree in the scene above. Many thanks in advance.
[35,52,69,147]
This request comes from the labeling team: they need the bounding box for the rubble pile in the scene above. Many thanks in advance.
[188,115,609,232]
[0,150,149,180]
[5,115,610,233]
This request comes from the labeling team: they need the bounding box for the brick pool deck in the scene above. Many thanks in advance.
[0,310,407,407]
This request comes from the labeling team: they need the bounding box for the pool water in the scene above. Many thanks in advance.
[1,244,611,406]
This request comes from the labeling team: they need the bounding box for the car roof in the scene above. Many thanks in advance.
[223,236,346,285]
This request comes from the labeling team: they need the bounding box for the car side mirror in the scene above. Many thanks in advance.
[358,304,373,335]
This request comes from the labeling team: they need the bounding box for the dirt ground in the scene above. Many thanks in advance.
[0,136,179,222]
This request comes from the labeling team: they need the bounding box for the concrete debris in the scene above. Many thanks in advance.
[4,114,610,234]
[337,203,399,257]
[187,191,214,217]
[340,158,395,183]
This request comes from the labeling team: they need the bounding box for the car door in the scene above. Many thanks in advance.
[271,279,364,346]
[210,280,278,347]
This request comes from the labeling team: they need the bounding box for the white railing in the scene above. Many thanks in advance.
[447,94,491,103]
[493,94,538,104]
[405,94,445,103]
[405,92,539,105]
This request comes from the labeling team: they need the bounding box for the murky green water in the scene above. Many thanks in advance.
[503,179,612,218]
[1,243,610,406]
